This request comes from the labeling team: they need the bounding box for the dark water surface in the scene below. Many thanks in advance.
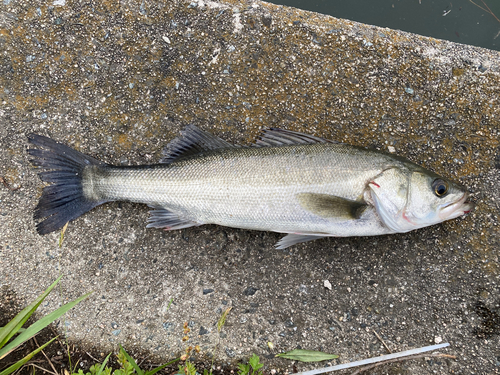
[267,0,500,51]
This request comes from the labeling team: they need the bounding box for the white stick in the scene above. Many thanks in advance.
[294,343,450,375]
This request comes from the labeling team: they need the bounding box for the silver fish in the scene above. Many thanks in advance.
[28,126,473,248]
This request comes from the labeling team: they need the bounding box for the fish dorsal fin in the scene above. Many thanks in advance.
[296,193,367,220]
[253,128,338,147]
[160,125,236,164]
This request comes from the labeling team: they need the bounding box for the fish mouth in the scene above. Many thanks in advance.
[439,192,474,220]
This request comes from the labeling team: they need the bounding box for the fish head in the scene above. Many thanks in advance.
[369,167,473,233]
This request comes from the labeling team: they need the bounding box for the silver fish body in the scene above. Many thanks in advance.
[28,126,473,248]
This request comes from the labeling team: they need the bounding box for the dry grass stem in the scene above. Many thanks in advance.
[468,0,500,22]
[372,331,392,354]
[33,336,59,375]
[27,363,58,375]
[0,176,21,191]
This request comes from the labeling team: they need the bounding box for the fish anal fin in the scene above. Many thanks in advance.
[275,234,326,249]
[297,193,367,220]
[146,206,202,230]
[253,128,339,147]
[160,125,236,164]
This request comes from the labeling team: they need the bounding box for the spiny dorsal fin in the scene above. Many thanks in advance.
[160,125,236,164]
[296,193,367,220]
[253,128,339,147]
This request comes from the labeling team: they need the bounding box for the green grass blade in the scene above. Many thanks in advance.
[94,352,112,375]
[0,328,25,333]
[0,292,91,359]
[0,276,63,349]
[119,345,144,375]
[144,358,180,375]
[0,336,57,375]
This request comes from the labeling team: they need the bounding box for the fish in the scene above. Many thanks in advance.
[27,125,474,248]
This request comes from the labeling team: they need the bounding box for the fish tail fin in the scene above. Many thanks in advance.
[27,134,108,235]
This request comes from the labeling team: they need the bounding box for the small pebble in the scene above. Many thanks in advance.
[243,287,258,296]
[324,280,332,290]
[225,348,235,358]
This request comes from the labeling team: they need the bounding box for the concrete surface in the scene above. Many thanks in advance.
[1,0,499,373]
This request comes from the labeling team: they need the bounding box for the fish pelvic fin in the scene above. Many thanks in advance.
[27,134,108,235]
[146,206,202,230]
[296,193,367,220]
[160,125,237,164]
[275,233,327,249]
[253,128,339,147]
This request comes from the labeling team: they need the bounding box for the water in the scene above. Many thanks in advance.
[268,0,500,51]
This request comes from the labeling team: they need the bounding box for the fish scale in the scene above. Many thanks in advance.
[89,144,386,229]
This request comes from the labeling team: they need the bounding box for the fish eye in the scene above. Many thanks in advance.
[432,179,449,197]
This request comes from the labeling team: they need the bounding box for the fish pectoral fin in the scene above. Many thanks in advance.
[160,125,237,164]
[146,206,202,230]
[296,193,367,220]
[253,128,339,147]
[275,234,327,249]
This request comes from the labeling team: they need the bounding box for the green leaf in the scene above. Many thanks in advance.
[0,336,56,375]
[237,363,250,375]
[0,328,25,333]
[0,291,91,360]
[88,364,99,375]
[0,275,63,351]
[248,354,263,371]
[276,349,339,362]
[119,345,144,375]
[185,361,197,375]
[94,353,111,375]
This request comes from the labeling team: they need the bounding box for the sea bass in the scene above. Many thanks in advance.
[28,126,473,248]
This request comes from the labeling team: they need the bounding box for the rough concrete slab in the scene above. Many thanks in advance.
[0,0,499,373]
